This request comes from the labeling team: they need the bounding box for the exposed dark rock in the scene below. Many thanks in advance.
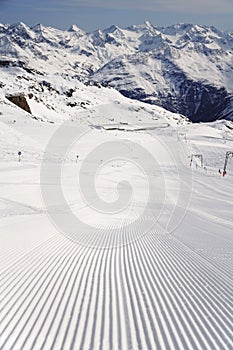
[119,79,232,123]
[0,60,11,67]
[6,94,31,114]
[162,82,230,123]
[67,101,77,107]
[66,88,75,97]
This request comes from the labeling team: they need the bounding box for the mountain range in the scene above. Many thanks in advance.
[0,21,233,122]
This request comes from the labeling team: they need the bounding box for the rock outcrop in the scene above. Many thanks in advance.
[6,94,31,114]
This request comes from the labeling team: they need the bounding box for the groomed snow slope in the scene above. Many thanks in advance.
[0,84,233,350]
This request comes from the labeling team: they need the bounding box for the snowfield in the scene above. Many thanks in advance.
[0,74,233,349]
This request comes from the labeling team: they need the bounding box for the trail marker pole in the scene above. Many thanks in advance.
[18,151,22,162]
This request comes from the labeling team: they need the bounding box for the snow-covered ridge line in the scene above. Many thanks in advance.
[0,21,233,122]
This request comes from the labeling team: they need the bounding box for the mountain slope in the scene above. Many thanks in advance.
[0,55,233,350]
[0,21,233,122]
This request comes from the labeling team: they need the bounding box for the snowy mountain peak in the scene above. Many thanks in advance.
[163,22,197,34]
[105,24,121,33]
[6,22,35,40]
[68,24,85,36]
[31,23,45,33]
[8,21,29,32]
[144,20,153,28]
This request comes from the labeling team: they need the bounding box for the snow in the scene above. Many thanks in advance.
[0,71,233,349]
[0,22,233,350]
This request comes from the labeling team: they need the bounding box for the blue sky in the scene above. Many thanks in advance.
[0,0,233,32]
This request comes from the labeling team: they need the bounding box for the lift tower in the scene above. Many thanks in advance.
[191,154,203,167]
[223,151,233,176]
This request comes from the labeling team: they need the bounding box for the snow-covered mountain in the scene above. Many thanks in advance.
[0,21,233,122]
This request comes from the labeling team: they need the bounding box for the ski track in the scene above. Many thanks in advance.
[1,135,233,350]
[1,221,233,350]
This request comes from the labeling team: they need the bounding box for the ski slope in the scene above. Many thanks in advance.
[0,92,233,349]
